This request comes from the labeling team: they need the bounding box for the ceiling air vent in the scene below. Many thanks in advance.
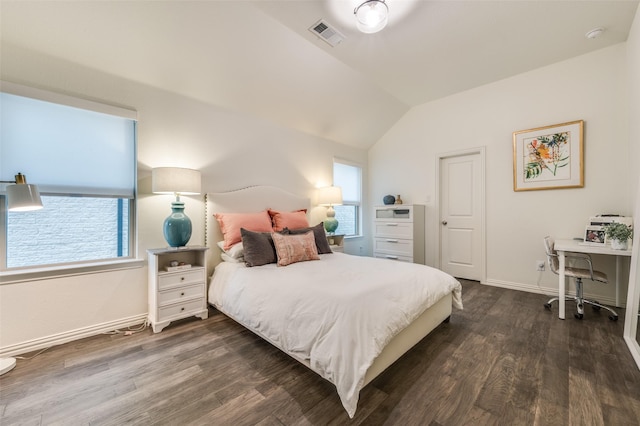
[309,19,345,47]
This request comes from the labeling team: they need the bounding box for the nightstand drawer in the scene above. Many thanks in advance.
[158,284,204,306]
[158,269,204,290]
[374,222,413,239]
[374,253,413,262]
[374,238,413,255]
[158,299,204,321]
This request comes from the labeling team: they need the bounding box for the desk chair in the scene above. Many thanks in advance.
[543,236,618,321]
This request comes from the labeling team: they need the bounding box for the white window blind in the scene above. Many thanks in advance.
[333,160,362,237]
[1,88,136,197]
[334,161,361,203]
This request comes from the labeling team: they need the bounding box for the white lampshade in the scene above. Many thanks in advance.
[354,0,388,34]
[6,173,43,212]
[152,167,201,195]
[318,186,343,206]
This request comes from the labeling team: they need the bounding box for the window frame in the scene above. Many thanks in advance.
[0,82,141,282]
[333,158,363,238]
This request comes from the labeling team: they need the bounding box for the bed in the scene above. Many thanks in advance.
[205,186,463,418]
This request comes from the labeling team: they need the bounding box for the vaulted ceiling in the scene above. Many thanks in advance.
[1,1,638,149]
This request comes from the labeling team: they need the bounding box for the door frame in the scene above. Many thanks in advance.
[435,146,487,283]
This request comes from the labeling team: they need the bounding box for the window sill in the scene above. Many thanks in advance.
[0,258,145,284]
[345,234,364,240]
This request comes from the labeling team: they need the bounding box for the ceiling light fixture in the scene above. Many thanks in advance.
[354,0,388,34]
[585,27,605,39]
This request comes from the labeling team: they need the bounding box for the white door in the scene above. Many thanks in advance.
[439,151,484,281]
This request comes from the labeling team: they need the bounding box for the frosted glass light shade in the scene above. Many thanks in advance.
[318,186,343,206]
[152,167,201,195]
[354,0,388,34]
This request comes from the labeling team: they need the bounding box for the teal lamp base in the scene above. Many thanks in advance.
[163,201,192,247]
[324,206,339,234]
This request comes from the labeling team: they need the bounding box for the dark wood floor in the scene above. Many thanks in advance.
[2,280,639,425]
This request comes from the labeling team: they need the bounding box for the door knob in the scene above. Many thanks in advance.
[442,221,448,225]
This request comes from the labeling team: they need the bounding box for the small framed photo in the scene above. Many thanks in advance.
[584,226,606,245]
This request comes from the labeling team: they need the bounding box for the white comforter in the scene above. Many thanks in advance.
[209,253,462,417]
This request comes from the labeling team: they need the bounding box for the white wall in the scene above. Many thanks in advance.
[629,6,640,196]
[369,43,631,303]
[0,45,367,354]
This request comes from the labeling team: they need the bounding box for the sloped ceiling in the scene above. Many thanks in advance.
[1,1,638,149]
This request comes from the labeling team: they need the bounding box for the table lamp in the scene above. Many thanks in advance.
[318,186,342,234]
[152,167,201,247]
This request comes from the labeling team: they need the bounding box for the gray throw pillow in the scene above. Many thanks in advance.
[240,228,277,267]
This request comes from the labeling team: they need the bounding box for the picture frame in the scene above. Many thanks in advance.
[583,226,606,246]
[513,120,584,191]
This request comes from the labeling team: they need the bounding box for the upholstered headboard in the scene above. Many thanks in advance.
[205,185,310,273]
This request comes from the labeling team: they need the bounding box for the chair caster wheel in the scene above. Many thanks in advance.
[592,304,601,311]
[574,313,584,319]
[609,315,618,321]
[544,303,552,311]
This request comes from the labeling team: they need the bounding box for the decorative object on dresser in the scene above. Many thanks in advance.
[317,185,342,234]
[151,167,201,247]
[395,194,403,204]
[382,194,395,205]
[374,204,425,264]
[327,234,345,253]
[147,246,209,333]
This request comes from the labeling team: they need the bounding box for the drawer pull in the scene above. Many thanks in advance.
[386,223,398,226]
[180,277,185,281]
[386,255,399,259]
[181,307,185,311]
[385,239,398,243]
[180,292,185,296]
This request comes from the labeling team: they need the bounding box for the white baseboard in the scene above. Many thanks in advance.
[0,314,148,358]
[482,278,619,307]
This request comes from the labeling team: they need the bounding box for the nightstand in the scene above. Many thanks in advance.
[147,246,209,333]
[327,234,345,253]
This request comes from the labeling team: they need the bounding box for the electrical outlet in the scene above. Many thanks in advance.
[536,260,546,271]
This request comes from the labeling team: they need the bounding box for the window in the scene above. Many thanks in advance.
[1,84,137,271]
[333,160,362,237]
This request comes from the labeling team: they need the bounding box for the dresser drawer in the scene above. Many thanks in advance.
[374,253,413,263]
[158,268,205,290]
[158,299,205,321]
[374,222,413,239]
[374,238,413,256]
[158,283,204,306]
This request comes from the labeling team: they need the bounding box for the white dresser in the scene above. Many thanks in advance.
[373,205,425,264]
[147,246,209,333]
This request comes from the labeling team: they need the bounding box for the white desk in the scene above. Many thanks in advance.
[554,239,632,319]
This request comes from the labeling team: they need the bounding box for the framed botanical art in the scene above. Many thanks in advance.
[513,120,584,191]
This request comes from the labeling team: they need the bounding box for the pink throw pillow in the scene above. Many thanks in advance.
[215,211,273,250]
[268,209,309,232]
[271,231,320,266]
